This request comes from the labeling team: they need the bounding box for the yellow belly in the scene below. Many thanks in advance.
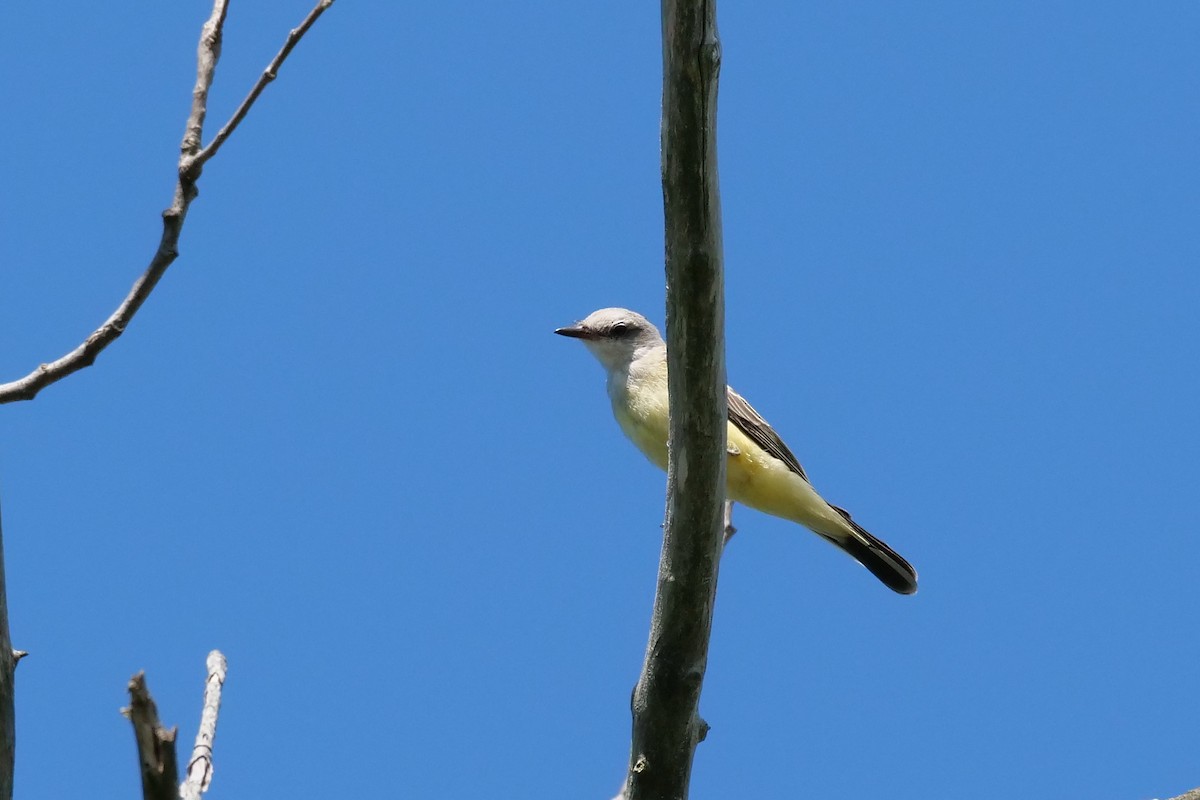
[613,401,670,470]
[613,401,837,531]
[725,423,828,526]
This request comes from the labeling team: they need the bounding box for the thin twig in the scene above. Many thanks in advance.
[181,651,228,800]
[193,0,336,170]
[123,673,179,800]
[0,0,335,405]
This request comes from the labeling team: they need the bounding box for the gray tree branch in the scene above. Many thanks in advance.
[0,0,336,405]
[181,651,228,800]
[124,653,229,800]
[193,0,335,172]
[621,0,725,797]
[0,503,16,800]
[123,673,179,800]
[0,2,331,796]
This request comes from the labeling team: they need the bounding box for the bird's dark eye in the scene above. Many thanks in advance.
[610,321,631,337]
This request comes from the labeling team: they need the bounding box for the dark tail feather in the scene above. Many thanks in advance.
[826,505,918,595]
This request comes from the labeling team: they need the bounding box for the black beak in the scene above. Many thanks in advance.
[554,323,596,340]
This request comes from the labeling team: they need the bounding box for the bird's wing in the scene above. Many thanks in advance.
[726,387,809,482]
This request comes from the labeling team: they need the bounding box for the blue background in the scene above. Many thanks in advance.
[2,2,1198,798]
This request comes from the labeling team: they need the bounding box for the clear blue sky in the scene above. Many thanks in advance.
[2,2,1198,798]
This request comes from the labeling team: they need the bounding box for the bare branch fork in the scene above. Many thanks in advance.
[124,651,228,800]
[621,0,725,796]
[0,0,336,405]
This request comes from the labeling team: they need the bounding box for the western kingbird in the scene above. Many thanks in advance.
[556,307,918,595]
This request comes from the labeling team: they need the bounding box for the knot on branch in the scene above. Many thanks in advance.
[693,716,710,744]
[200,29,223,52]
[178,155,203,185]
[180,132,203,159]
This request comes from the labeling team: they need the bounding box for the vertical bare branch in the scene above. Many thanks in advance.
[181,651,228,800]
[0,503,15,800]
[0,0,336,405]
[123,673,180,800]
[622,0,725,796]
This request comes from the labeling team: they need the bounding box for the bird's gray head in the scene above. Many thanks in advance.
[555,307,664,373]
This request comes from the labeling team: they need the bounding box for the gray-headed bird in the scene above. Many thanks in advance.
[556,307,917,594]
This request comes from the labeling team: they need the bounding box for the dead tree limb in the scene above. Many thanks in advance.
[124,652,229,800]
[0,503,16,800]
[180,651,228,800]
[621,0,725,797]
[0,2,333,795]
[0,0,336,405]
[123,673,179,800]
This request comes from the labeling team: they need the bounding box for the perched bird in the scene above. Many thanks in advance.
[555,307,917,594]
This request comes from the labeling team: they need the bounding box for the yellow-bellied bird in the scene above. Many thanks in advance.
[556,307,917,595]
